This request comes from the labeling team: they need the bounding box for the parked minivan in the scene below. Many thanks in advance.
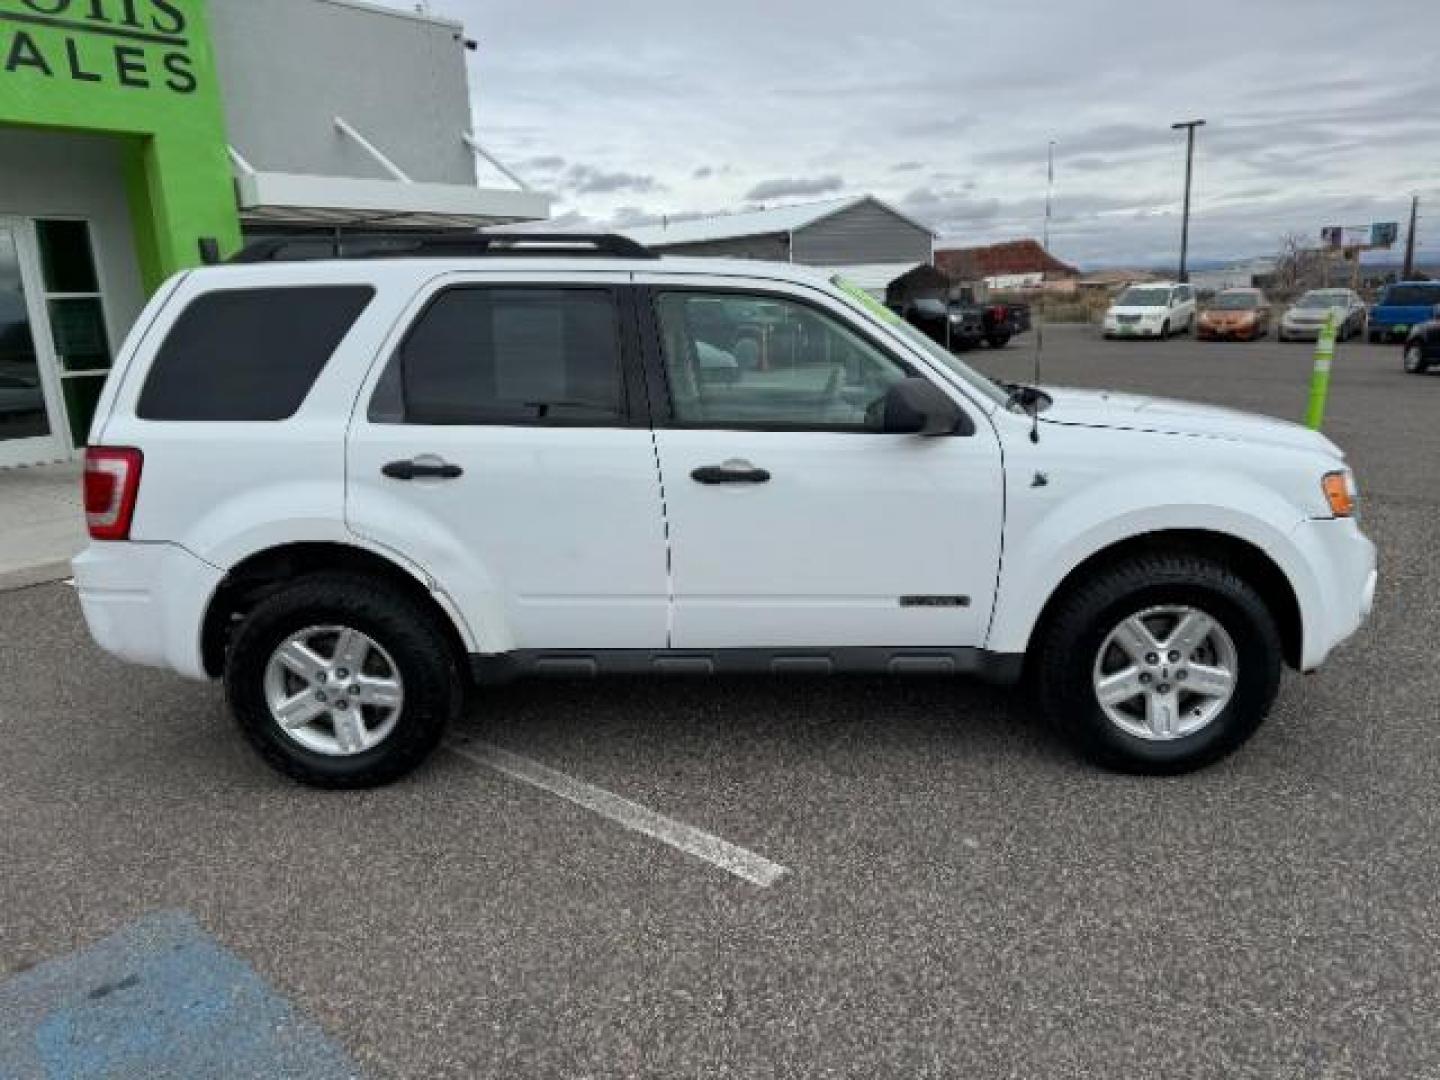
[1102,283,1197,339]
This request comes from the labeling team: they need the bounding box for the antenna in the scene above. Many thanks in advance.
[1029,140,1056,443]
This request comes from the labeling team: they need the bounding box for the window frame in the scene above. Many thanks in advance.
[368,283,647,429]
[636,283,967,435]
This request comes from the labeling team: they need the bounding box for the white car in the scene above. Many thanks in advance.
[1103,283,1197,339]
[74,235,1376,787]
[1279,289,1368,342]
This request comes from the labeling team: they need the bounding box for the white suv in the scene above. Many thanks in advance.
[74,235,1376,787]
[1103,282,1197,339]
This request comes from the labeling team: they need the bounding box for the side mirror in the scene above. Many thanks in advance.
[872,377,970,436]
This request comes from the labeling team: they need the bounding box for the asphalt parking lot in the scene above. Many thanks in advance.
[2,324,1437,1078]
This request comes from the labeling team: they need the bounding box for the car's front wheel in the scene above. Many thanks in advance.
[1036,554,1283,774]
[1404,344,1429,374]
[224,573,463,788]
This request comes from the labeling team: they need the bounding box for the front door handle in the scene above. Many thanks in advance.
[382,456,464,481]
[691,460,771,485]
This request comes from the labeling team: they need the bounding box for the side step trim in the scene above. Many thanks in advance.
[469,647,1024,686]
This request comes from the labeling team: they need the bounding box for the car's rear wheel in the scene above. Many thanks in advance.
[1160,320,1171,339]
[986,332,1012,349]
[224,572,463,788]
[1404,344,1428,374]
[1036,554,1283,774]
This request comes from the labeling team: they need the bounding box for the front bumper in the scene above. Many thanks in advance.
[72,542,224,681]
[1292,516,1377,671]
[1198,323,1259,340]
[1371,325,1413,342]
[1104,323,1165,338]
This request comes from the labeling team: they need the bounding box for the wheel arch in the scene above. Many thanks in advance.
[200,542,473,679]
[1019,529,1304,672]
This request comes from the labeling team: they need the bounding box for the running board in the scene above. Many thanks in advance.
[469,647,1023,686]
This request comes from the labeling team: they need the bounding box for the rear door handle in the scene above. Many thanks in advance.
[382,456,463,481]
[691,460,771,485]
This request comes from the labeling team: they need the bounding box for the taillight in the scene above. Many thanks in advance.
[84,447,143,541]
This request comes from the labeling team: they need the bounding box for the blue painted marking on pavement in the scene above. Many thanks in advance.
[0,911,359,1079]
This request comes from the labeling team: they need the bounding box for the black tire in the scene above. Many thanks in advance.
[1404,344,1428,374]
[1160,320,1171,340]
[224,572,463,788]
[1035,554,1283,775]
[1369,331,1381,345]
[986,332,1012,349]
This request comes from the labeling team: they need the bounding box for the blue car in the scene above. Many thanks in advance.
[1368,281,1440,343]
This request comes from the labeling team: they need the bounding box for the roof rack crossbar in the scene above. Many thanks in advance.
[228,232,657,264]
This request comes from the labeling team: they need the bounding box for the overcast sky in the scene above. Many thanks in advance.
[396,0,1438,268]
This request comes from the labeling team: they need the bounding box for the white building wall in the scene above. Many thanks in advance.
[0,128,146,357]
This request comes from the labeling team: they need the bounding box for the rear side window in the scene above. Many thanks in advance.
[137,286,374,421]
[370,287,624,425]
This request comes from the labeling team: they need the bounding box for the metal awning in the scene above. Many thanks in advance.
[234,171,551,228]
[230,121,551,229]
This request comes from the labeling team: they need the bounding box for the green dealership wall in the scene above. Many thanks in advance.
[0,0,240,290]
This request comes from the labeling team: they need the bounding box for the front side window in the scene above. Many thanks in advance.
[654,291,909,428]
[374,288,624,425]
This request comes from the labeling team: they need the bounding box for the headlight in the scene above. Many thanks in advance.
[1322,470,1357,518]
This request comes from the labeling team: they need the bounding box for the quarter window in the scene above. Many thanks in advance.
[373,288,624,425]
[654,291,909,428]
[137,286,374,422]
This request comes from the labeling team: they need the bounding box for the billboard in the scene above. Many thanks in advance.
[1322,223,1400,250]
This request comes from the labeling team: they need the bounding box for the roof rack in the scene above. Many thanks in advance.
[228,232,658,264]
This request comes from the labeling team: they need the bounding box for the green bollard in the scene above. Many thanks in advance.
[1305,310,1338,431]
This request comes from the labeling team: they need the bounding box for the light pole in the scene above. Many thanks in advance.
[1172,119,1205,283]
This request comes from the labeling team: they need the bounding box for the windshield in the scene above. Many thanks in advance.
[1211,292,1261,311]
[831,276,1008,408]
[1296,291,1351,309]
[1380,284,1440,307]
[1115,287,1171,307]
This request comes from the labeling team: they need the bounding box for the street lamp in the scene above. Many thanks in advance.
[1172,118,1206,283]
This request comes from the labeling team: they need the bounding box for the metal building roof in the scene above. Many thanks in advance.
[620,195,934,247]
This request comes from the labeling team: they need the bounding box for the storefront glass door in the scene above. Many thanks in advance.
[0,218,68,468]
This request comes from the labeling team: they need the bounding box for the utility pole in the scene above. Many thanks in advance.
[1172,119,1206,283]
[1402,195,1419,280]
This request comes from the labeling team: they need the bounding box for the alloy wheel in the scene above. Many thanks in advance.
[262,625,405,756]
[1092,605,1238,741]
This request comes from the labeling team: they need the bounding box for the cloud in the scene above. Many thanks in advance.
[743,174,845,201]
[393,0,1437,266]
[563,165,663,195]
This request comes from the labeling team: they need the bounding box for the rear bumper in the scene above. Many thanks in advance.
[72,542,223,681]
[1292,517,1377,671]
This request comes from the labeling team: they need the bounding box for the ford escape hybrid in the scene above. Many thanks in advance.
[73,234,1377,788]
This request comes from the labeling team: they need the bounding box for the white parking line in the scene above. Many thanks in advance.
[445,739,789,888]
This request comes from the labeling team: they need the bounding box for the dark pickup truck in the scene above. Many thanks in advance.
[897,295,1031,352]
